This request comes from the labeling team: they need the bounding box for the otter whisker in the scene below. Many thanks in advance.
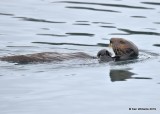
[113,44,118,55]
[115,45,120,56]
[119,48,125,56]
[116,46,121,55]
[115,46,120,56]
[123,48,130,56]
[124,49,128,56]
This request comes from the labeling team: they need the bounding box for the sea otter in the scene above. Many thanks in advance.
[0,38,139,64]
[0,52,96,64]
[97,38,139,61]
[110,38,139,61]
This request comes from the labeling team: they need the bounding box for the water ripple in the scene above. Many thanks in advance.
[37,33,94,37]
[73,23,91,26]
[65,32,94,37]
[14,17,66,24]
[66,6,120,13]
[75,21,89,22]
[154,22,160,24]
[111,28,160,36]
[144,28,157,30]
[6,46,38,48]
[32,42,109,47]
[153,44,160,47]
[141,2,160,6]
[37,34,67,37]
[55,1,154,9]
[110,50,159,66]
[92,22,113,24]
[100,26,116,28]
[0,13,14,16]
[130,16,146,18]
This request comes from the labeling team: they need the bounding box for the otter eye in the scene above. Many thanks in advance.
[120,41,125,44]
[110,40,112,44]
[126,49,132,53]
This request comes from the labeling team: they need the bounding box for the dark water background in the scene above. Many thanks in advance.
[0,0,160,114]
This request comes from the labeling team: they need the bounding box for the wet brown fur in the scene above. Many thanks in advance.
[110,38,139,60]
[0,52,95,64]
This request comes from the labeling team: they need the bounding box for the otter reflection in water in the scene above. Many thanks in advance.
[109,69,152,82]
[0,38,139,64]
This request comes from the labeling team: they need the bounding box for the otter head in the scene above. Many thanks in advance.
[110,38,139,60]
[97,49,113,62]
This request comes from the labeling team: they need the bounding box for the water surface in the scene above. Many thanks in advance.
[0,0,160,114]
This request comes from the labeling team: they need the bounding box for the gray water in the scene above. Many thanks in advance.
[0,0,160,114]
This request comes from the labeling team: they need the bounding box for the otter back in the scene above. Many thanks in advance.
[0,52,96,64]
